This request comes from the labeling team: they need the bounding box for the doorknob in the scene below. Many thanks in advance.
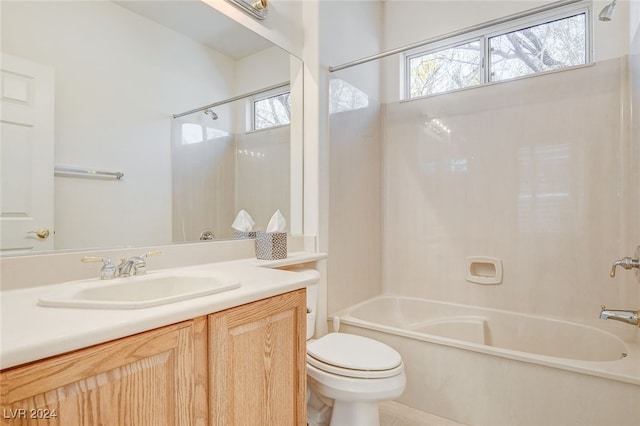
[28,228,50,239]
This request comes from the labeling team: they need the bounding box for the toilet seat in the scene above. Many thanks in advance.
[307,333,403,379]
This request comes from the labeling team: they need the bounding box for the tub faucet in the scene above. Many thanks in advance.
[599,305,639,327]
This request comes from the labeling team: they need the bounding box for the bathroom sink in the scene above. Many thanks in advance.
[38,272,240,309]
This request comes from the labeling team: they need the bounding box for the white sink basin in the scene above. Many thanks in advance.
[38,272,240,309]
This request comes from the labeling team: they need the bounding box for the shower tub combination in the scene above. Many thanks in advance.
[331,296,640,426]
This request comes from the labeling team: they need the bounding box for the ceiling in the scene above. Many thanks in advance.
[116,0,273,59]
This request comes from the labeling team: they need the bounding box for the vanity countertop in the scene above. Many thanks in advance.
[0,251,326,370]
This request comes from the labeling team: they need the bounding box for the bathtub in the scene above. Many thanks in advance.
[331,296,640,426]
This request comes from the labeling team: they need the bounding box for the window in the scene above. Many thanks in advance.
[488,14,587,81]
[406,6,589,99]
[408,40,482,98]
[252,88,291,130]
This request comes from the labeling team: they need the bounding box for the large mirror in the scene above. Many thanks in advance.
[0,0,302,255]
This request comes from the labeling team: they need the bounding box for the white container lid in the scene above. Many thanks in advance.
[307,333,402,372]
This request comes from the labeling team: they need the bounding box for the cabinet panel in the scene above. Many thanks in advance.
[209,289,306,426]
[1,319,207,426]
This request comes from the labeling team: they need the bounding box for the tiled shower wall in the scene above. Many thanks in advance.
[172,126,290,241]
[325,2,638,320]
[328,93,383,312]
[381,58,639,322]
[329,55,638,321]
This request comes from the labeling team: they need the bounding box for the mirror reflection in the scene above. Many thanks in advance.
[0,0,301,255]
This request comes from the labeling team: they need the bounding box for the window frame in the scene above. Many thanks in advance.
[403,3,592,100]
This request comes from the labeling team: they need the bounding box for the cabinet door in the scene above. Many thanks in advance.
[0,318,208,426]
[209,289,306,426]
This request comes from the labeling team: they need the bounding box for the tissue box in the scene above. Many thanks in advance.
[255,231,287,260]
[233,231,256,240]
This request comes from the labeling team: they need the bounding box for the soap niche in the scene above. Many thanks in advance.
[465,257,503,285]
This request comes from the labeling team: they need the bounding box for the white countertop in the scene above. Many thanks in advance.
[0,252,326,370]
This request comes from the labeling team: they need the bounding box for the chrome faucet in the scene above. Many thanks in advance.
[117,251,162,277]
[599,305,639,327]
[82,251,161,279]
[117,257,136,277]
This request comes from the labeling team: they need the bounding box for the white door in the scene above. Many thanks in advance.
[1,53,55,253]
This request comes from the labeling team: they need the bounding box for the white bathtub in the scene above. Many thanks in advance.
[331,296,640,426]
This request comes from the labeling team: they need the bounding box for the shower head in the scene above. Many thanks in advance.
[204,109,218,120]
[598,0,617,21]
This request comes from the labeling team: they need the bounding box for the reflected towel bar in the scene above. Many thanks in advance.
[54,166,124,180]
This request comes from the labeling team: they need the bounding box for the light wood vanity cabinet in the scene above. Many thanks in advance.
[0,289,306,426]
[0,318,208,426]
[208,289,306,426]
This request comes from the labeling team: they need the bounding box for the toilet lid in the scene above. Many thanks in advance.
[307,333,402,375]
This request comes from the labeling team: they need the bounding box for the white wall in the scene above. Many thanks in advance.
[1,1,236,250]
[235,45,291,95]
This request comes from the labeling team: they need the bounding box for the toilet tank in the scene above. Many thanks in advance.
[306,281,318,340]
[284,268,320,340]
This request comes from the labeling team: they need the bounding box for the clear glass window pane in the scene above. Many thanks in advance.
[409,40,481,98]
[253,92,291,130]
[489,13,586,82]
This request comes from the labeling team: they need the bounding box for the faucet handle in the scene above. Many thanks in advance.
[142,250,162,259]
[81,256,116,280]
[610,262,620,278]
[610,255,640,278]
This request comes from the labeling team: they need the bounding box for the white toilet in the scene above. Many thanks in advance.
[305,278,406,426]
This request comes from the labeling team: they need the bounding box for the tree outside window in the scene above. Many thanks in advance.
[254,92,291,130]
[408,12,587,98]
